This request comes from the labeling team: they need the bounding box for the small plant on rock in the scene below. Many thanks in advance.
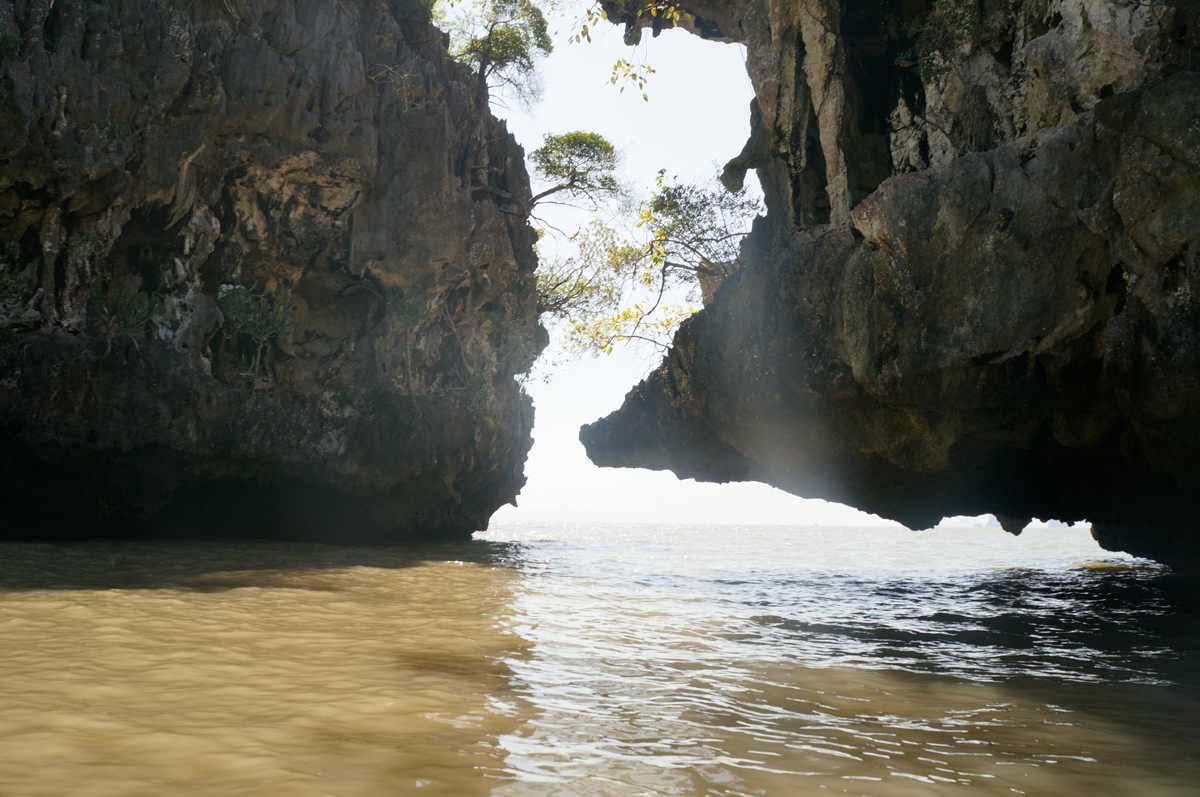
[0,241,30,297]
[107,124,142,144]
[88,271,156,340]
[0,241,35,340]
[449,363,494,419]
[218,282,295,385]
[894,0,1014,80]
[0,30,19,59]
[385,289,434,328]
[385,289,433,396]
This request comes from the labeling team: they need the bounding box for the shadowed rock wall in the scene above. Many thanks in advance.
[585,0,1200,570]
[0,0,543,542]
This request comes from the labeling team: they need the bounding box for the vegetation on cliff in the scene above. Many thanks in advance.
[442,0,763,358]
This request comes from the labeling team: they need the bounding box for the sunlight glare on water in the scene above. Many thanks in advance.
[1,524,1198,796]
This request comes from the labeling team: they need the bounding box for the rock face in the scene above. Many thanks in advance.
[0,0,543,542]
[584,0,1200,570]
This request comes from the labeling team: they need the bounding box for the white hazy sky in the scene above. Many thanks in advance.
[487,20,1023,528]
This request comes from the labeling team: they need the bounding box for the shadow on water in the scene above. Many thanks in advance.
[0,537,529,592]
[742,563,1200,745]
[749,564,1200,681]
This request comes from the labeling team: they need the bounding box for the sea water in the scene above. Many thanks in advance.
[0,523,1196,796]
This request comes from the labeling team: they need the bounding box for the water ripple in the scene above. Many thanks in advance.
[1,523,1198,796]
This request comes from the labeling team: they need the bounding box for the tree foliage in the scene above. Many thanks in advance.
[894,0,996,79]
[435,1,764,362]
[469,129,624,218]
[538,171,762,357]
[218,283,295,384]
[637,169,761,286]
[439,0,554,182]
[443,0,554,107]
[537,221,631,320]
[529,131,622,210]
[443,1,686,103]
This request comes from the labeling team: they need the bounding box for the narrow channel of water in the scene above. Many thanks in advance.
[1,523,1197,796]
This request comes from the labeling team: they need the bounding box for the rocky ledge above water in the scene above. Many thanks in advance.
[0,0,542,542]
[583,1,1200,571]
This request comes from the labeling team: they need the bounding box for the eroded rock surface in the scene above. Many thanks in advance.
[0,0,542,542]
[585,0,1200,570]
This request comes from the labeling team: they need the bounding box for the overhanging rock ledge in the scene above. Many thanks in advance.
[583,0,1200,571]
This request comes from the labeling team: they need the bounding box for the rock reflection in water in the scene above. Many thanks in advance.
[1,524,1199,796]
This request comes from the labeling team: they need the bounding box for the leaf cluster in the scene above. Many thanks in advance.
[385,290,434,328]
[537,220,634,321]
[218,282,295,384]
[895,0,1013,79]
[88,272,156,338]
[107,124,142,144]
[529,131,622,210]
[538,171,762,358]
[637,169,761,284]
[574,3,691,99]
[449,363,495,417]
[530,2,684,100]
[446,0,553,104]
[219,283,294,345]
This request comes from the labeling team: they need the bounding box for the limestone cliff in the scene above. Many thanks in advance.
[0,0,543,542]
[583,1,1200,570]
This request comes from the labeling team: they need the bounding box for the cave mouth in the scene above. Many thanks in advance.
[106,204,190,294]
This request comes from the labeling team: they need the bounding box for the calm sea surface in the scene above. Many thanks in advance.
[1,522,1197,796]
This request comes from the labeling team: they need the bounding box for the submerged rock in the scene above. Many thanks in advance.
[0,0,542,542]
[584,1,1200,570]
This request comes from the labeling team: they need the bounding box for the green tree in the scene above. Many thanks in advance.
[538,170,762,356]
[636,169,761,289]
[451,0,553,104]
[468,129,624,219]
[530,131,621,208]
[442,0,553,180]
[438,2,760,360]
[218,283,295,385]
[537,221,631,320]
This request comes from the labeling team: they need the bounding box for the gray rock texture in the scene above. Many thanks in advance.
[585,0,1200,570]
[0,0,543,542]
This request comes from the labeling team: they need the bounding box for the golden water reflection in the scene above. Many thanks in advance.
[0,542,530,797]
